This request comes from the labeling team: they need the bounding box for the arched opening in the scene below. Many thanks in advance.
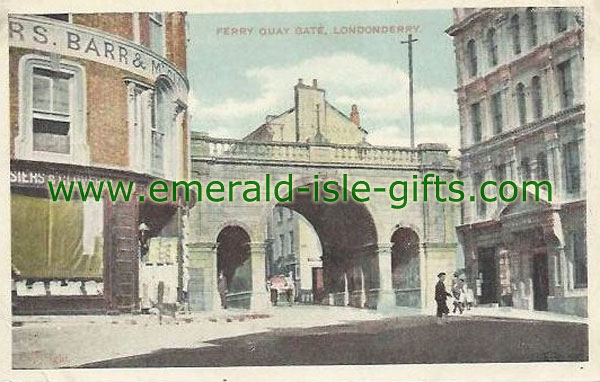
[216,225,251,309]
[391,227,421,307]
[265,184,379,309]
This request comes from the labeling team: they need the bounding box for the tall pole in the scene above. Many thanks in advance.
[401,34,418,148]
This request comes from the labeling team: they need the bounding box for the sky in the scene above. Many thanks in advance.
[187,10,459,151]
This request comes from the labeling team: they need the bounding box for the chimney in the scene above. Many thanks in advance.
[350,104,360,127]
[312,79,318,88]
[298,78,304,85]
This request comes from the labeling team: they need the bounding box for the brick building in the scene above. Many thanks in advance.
[447,8,586,316]
[9,13,190,314]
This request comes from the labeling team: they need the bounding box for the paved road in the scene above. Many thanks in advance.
[82,315,588,367]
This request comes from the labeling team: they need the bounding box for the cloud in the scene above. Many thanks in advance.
[192,52,459,145]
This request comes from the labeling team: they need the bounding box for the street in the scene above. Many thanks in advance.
[80,314,587,367]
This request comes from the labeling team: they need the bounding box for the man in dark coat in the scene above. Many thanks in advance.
[435,272,452,323]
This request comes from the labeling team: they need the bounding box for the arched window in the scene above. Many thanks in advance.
[486,28,498,66]
[531,76,543,119]
[467,39,477,77]
[511,14,521,55]
[152,78,174,175]
[527,8,538,47]
[516,82,527,125]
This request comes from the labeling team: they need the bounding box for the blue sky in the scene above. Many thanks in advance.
[187,10,459,150]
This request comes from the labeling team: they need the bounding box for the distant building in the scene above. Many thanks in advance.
[9,13,190,314]
[267,206,323,303]
[244,78,368,145]
[447,7,586,316]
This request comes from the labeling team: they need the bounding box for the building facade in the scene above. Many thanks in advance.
[9,13,190,314]
[266,206,323,303]
[447,7,586,316]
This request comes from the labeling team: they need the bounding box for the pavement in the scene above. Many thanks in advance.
[11,304,588,369]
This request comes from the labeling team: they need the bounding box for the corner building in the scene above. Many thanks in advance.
[9,13,189,314]
[447,8,586,316]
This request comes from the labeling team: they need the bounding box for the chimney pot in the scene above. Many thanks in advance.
[312,79,318,88]
[350,104,360,127]
[298,78,304,85]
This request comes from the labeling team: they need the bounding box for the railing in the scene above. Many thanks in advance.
[192,133,451,167]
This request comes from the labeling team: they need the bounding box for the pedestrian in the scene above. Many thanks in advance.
[435,272,452,324]
[285,271,294,306]
[217,271,228,309]
[268,278,278,306]
[452,278,465,315]
[465,285,475,310]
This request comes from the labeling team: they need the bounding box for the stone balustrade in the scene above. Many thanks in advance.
[191,133,452,168]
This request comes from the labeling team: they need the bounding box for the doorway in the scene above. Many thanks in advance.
[532,252,549,311]
[477,247,498,304]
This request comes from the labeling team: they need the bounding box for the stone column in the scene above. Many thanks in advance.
[376,243,396,311]
[187,241,220,311]
[547,135,565,200]
[249,242,270,311]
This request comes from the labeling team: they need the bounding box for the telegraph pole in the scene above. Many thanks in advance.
[401,34,418,148]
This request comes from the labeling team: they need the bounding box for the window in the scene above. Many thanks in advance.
[17,55,87,163]
[149,12,165,55]
[564,141,581,194]
[516,83,527,126]
[279,234,285,256]
[474,172,486,218]
[278,208,284,223]
[491,92,503,134]
[527,8,538,47]
[470,102,482,143]
[467,39,478,78]
[126,80,153,171]
[289,231,294,255]
[511,14,521,55]
[487,28,498,67]
[531,76,543,119]
[494,163,506,184]
[32,68,72,154]
[555,8,568,33]
[557,60,574,108]
[521,158,531,180]
[151,79,173,175]
[571,231,587,288]
[536,152,549,180]
[288,209,294,220]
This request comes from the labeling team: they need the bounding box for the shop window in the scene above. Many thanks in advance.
[486,28,498,67]
[466,39,477,78]
[516,83,527,126]
[149,12,166,56]
[557,59,574,108]
[564,141,581,195]
[17,55,87,164]
[527,8,538,47]
[511,14,521,55]
[491,92,503,134]
[571,231,587,288]
[11,194,103,280]
[531,76,543,119]
[470,102,482,143]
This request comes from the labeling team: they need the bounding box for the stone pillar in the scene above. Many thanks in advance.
[376,243,396,311]
[187,241,220,311]
[249,242,270,311]
[547,135,565,200]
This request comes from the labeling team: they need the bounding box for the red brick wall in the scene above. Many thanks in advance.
[72,13,134,41]
[166,12,187,73]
